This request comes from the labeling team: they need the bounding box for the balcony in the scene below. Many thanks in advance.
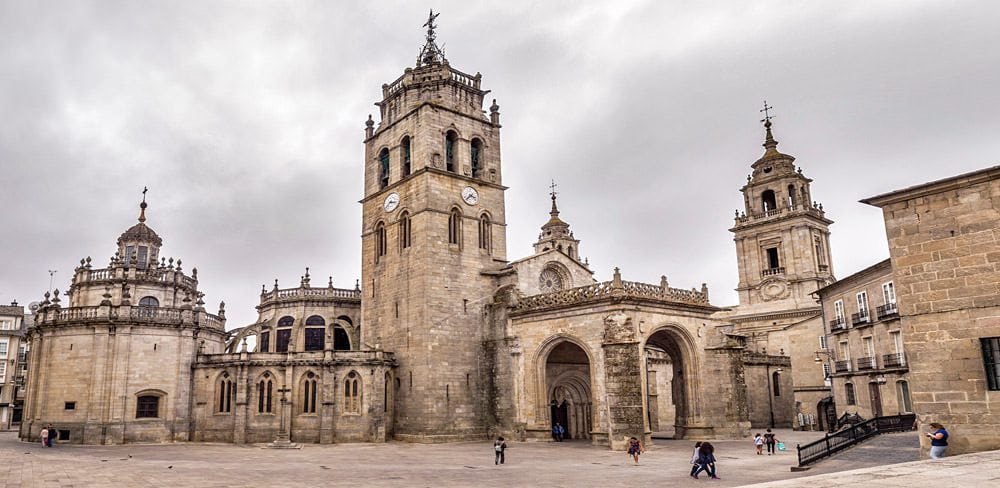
[883,353,907,369]
[877,303,899,321]
[856,357,876,371]
[829,318,848,333]
[834,360,852,373]
[851,310,871,327]
[761,267,785,277]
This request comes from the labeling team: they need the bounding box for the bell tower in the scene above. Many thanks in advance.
[359,11,508,440]
[731,107,834,308]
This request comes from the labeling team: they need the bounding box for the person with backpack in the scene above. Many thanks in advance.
[764,428,778,455]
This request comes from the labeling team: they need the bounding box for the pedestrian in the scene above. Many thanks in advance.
[47,424,58,448]
[754,432,763,455]
[552,422,565,442]
[40,427,49,447]
[926,422,949,459]
[494,436,507,465]
[627,436,643,464]
[764,428,778,455]
[689,441,703,477]
[693,441,720,480]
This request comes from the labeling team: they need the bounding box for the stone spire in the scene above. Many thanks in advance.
[416,9,446,67]
[751,101,795,173]
[533,181,583,262]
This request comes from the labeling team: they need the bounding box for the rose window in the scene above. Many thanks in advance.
[539,268,564,293]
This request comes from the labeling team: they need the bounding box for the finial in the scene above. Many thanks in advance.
[549,179,560,216]
[759,100,779,151]
[328,276,334,288]
[138,186,148,223]
[417,10,446,66]
[490,99,501,126]
[355,279,360,291]
[364,114,374,138]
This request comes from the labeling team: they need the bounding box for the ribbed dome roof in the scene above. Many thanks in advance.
[117,222,162,246]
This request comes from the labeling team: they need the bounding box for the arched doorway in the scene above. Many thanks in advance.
[644,327,693,439]
[545,341,592,440]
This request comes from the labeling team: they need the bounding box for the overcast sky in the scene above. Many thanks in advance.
[2,1,998,328]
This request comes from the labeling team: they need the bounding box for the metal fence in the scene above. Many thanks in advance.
[796,413,916,467]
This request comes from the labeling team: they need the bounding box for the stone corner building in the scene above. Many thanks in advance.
[21,15,842,447]
[861,165,1000,456]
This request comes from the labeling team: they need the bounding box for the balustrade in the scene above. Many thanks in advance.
[261,286,362,305]
[761,267,785,277]
[513,279,709,312]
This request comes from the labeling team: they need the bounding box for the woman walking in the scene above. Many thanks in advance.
[764,428,778,455]
[927,422,949,459]
[689,441,703,477]
[693,442,720,480]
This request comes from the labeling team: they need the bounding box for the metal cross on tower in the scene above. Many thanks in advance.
[549,179,558,199]
[760,100,775,125]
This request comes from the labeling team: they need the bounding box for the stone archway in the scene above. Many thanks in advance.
[545,341,593,440]
[644,326,698,439]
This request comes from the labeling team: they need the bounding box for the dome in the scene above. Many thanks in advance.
[117,221,162,247]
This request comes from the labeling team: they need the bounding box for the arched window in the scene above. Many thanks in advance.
[277,316,294,327]
[276,316,293,353]
[304,316,325,351]
[258,330,270,352]
[845,383,857,406]
[139,296,159,307]
[399,211,411,249]
[761,190,777,212]
[470,138,483,178]
[374,221,387,263]
[402,136,412,177]
[478,213,491,252]
[378,148,390,189]
[218,373,235,413]
[337,315,353,328]
[896,380,912,413]
[258,374,273,414]
[136,395,160,418]
[345,372,361,413]
[445,130,458,172]
[333,326,351,350]
[787,184,797,208]
[302,372,318,414]
[448,208,462,245]
[772,371,781,397]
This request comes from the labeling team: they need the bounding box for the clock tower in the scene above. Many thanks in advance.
[359,11,508,441]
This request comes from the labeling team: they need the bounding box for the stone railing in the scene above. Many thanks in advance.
[130,306,182,321]
[449,67,481,90]
[735,203,826,224]
[79,267,197,289]
[260,286,361,306]
[195,349,396,366]
[35,305,223,329]
[513,279,709,313]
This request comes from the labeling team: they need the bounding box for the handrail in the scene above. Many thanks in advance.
[796,413,916,466]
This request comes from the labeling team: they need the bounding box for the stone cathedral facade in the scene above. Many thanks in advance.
[20,16,837,447]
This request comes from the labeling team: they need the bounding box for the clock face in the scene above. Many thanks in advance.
[383,193,400,213]
[462,186,479,205]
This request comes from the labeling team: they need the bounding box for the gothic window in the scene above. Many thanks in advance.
[258,331,270,352]
[302,373,318,414]
[276,329,291,353]
[538,268,564,293]
[448,208,462,245]
[378,148,390,189]
[402,136,412,177]
[136,395,160,418]
[218,373,235,413]
[445,130,458,172]
[258,375,273,414]
[761,190,777,212]
[345,372,361,413]
[845,383,857,405]
[399,211,411,249]
[304,328,325,351]
[772,372,781,397]
[478,213,491,252]
[375,221,387,262]
[470,138,483,178]
[333,326,351,350]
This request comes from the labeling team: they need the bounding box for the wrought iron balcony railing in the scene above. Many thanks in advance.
[851,310,871,326]
[883,353,906,368]
[856,357,876,370]
[829,318,848,332]
[834,360,852,373]
[876,303,899,321]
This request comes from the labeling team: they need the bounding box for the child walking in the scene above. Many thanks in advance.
[627,436,643,464]
[754,433,764,455]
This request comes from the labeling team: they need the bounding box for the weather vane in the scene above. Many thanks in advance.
[418,10,446,66]
[760,100,774,125]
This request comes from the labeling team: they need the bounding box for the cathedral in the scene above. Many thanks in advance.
[20,14,836,448]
